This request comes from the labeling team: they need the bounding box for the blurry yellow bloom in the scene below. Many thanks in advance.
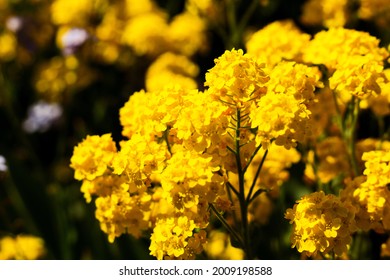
[204,230,244,260]
[125,0,160,17]
[304,136,351,184]
[246,20,311,67]
[285,191,357,258]
[381,237,390,258]
[146,52,199,91]
[360,69,390,115]
[168,12,208,56]
[70,134,117,181]
[0,31,17,61]
[122,12,169,56]
[301,0,349,28]
[33,55,95,102]
[51,0,108,26]
[307,87,339,141]
[0,235,45,260]
[359,0,390,28]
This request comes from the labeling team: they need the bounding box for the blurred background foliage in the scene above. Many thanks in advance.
[1,0,390,259]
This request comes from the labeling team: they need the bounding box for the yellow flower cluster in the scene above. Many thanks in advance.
[33,55,95,102]
[71,45,322,259]
[145,52,199,91]
[245,20,311,67]
[303,27,389,101]
[0,235,46,260]
[300,0,349,28]
[359,0,390,27]
[250,61,322,149]
[285,191,357,258]
[205,48,269,109]
[350,151,390,232]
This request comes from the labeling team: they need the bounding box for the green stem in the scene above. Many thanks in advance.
[232,109,252,259]
[225,0,259,49]
[246,148,268,204]
[344,97,360,176]
[209,203,244,249]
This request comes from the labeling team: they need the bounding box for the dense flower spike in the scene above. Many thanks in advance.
[285,191,357,257]
[205,49,269,109]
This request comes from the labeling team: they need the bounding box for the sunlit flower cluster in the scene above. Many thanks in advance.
[285,191,357,258]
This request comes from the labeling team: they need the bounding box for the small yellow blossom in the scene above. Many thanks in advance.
[70,134,117,181]
[149,216,203,260]
[0,31,16,61]
[204,230,244,260]
[145,52,199,91]
[0,235,45,260]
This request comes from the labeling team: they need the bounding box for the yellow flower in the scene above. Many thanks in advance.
[95,190,151,242]
[381,237,390,258]
[346,150,390,232]
[285,191,357,258]
[167,11,208,56]
[0,31,17,61]
[300,0,349,28]
[145,52,199,91]
[304,136,351,184]
[205,49,269,109]
[70,134,117,181]
[246,20,311,67]
[204,230,244,260]
[250,61,322,149]
[358,0,390,27]
[51,0,108,26]
[0,235,45,260]
[302,27,389,72]
[329,57,386,100]
[149,216,202,260]
[122,12,169,56]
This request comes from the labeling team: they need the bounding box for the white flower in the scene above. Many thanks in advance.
[22,101,63,133]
